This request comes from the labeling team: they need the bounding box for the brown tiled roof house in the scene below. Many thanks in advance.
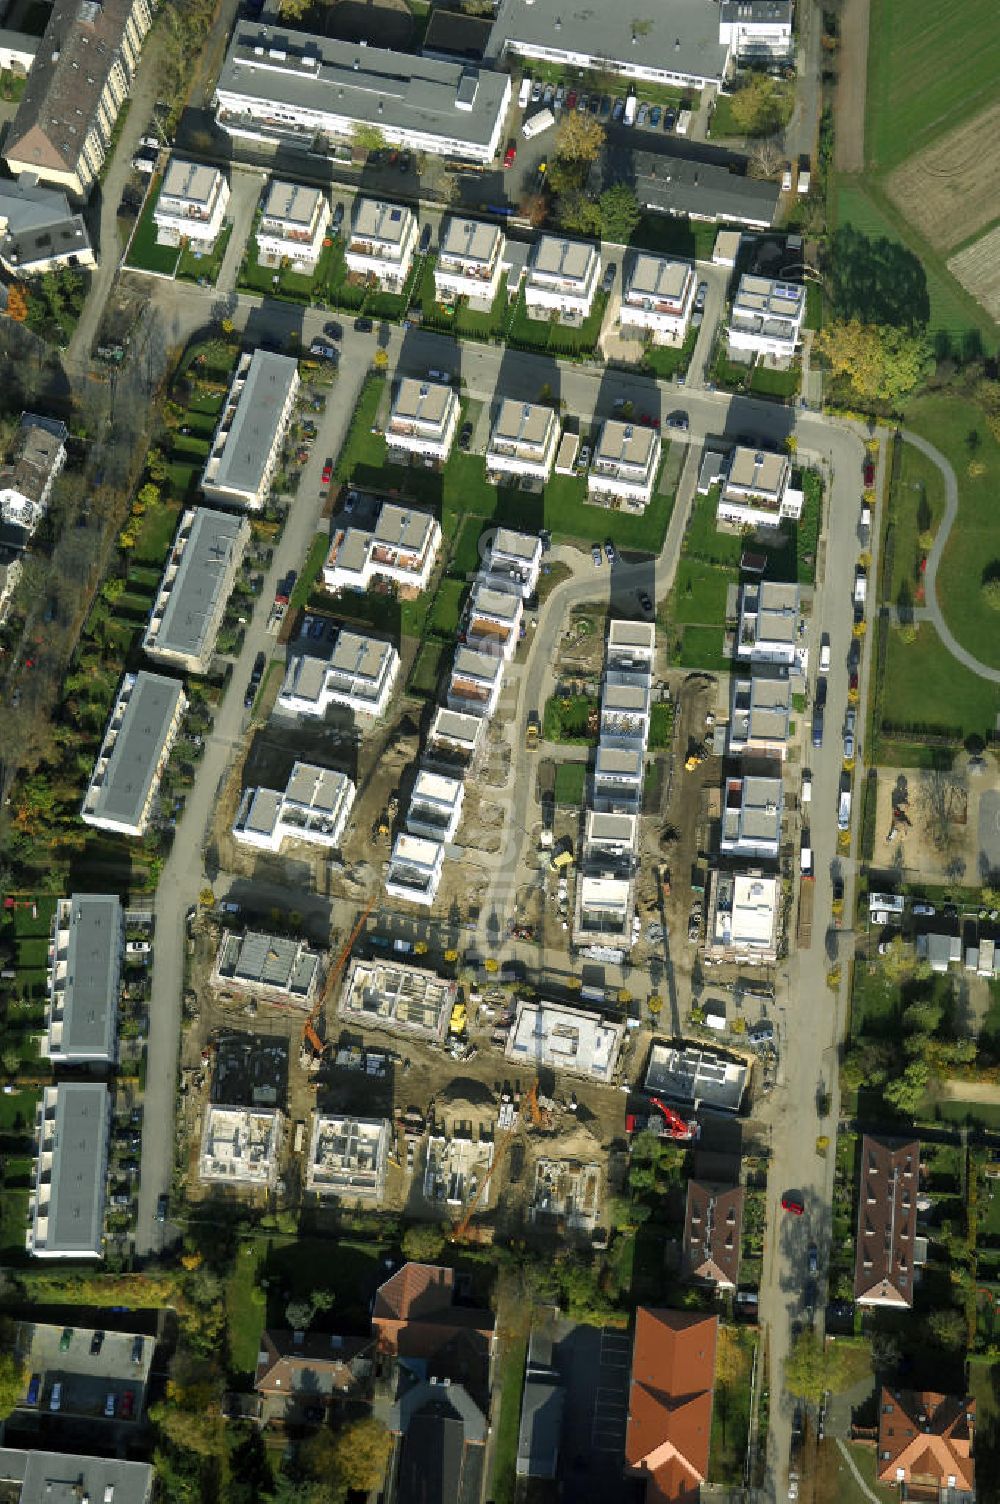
[683,1179,744,1291]
[854,1134,920,1308]
[625,1308,717,1504]
[877,1387,975,1499]
[371,1262,496,1410]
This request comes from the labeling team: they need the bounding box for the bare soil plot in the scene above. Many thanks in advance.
[874,762,1000,884]
[885,103,1000,252]
[948,225,1000,321]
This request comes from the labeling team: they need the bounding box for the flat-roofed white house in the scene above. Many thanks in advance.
[345,198,417,291]
[587,420,661,512]
[28,1083,110,1259]
[81,672,187,838]
[233,762,355,852]
[600,676,651,747]
[506,999,624,1084]
[306,1115,390,1200]
[322,503,441,596]
[202,349,300,510]
[386,378,460,461]
[574,811,639,948]
[486,399,560,482]
[719,774,783,860]
[153,157,229,248]
[714,445,801,530]
[447,645,504,717]
[487,528,542,598]
[467,579,522,660]
[434,215,504,304]
[524,235,599,321]
[278,631,400,720]
[728,273,805,359]
[143,507,250,674]
[704,869,779,965]
[736,581,799,667]
[45,895,123,1065]
[593,743,644,812]
[427,706,485,764]
[405,769,465,842]
[385,832,445,907]
[727,670,791,759]
[607,618,656,670]
[256,178,330,269]
[619,253,696,340]
[200,1105,282,1186]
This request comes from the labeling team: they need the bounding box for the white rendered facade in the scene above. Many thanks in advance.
[619,253,695,339]
[153,158,229,248]
[345,198,417,290]
[385,832,446,907]
[0,412,66,535]
[256,178,330,268]
[434,215,504,303]
[45,896,123,1066]
[487,527,542,598]
[28,1084,110,1260]
[232,762,355,852]
[447,645,504,717]
[278,632,400,719]
[201,350,300,510]
[386,378,460,461]
[524,235,599,320]
[405,769,465,842]
[727,671,791,760]
[506,999,624,1083]
[427,706,485,763]
[142,507,250,674]
[736,581,800,667]
[717,445,801,530]
[587,420,661,512]
[81,672,187,838]
[323,503,441,595]
[486,399,560,481]
[719,774,783,861]
[704,869,779,965]
[467,579,522,661]
[728,273,805,358]
[718,1,794,62]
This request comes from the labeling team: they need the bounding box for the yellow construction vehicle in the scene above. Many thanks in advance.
[550,849,574,872]
[526,712,540,750]
[684,752,703,772]
[449,1001,468,1036]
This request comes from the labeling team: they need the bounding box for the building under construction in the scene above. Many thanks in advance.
[305,1114,391,1201]
[529,1159,601,1234]
[338,956,455,1043]
[423,1133,495,1211]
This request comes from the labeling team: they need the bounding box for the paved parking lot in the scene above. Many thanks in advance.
[553,1320,640,1502]
[15,1321,152,1422]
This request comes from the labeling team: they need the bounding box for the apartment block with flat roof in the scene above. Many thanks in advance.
[736,580,800,666]
[435,214,504,303]
[704,869,779,965]
[719,774,783,860]
[385,832,446,907]
[405,769,465,842]
[143,507,250,674]
[524,235,599,320]
[727,669,791,759]
[506,999,624,1083]
[323,503,441,596]
[487,527,542,598]
[573,811,639,948]
[28,1083,110,1259]
[278,631,400,719]
[256,178,330,268]
[81,672,187,838]
[587,420,661,512]
[214,28,511,164]
[232,762,355,852]
[728,272,804,358]
[153,157,229,248]
[45,895,123,1065]
[0,1452,153,1504]
[200,1105,282,1186]
[447,645,504,717]
[307,1115,390,1199]
[855,1134,920,1308]
[717,445,800,529]
[0,411,67,538]
[202,349,300,510]
[213,929,322,1005]
[486,399,561,482]
[0,177,94,278]
[3,0,153,199]
[467,578,522,660]
[345,198,417,290]
[386,378,460,461]
[619,252,696,339]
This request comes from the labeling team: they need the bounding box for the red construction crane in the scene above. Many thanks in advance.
[626,1097,698,1142]
[301,895,375,1060]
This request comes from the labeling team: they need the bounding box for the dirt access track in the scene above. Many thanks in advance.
[833,0,870,171]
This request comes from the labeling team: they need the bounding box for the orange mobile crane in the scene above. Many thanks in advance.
[300,895,376,1065]
[451,1123,516,1243]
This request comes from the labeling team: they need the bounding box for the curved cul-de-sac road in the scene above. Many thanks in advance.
[905,427,1000,685]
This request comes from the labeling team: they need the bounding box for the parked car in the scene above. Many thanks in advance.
[667,411,688,430]
[310,342,338,362]
[650,105,662,127]
[636,101,649,127]
[91,1331,105,1356]
[602,264,616,293]
[531,80,543,103]
[50,1383,62,1412]
[566,89,577,110]
[591,545,602,567]
[599,95,611,118]
[694,280,708,312]
[604,539,617,564]
[353,316,373,333]
[863,457,875,487]
[912,901,936,916]
[459,422,473,451]
[664,106,676,130]
[638,590,653,613]
[543,82,555,105]
[105,1393,117,1418]
[156,1193,169,1222]
[26,1375,40,1406]
[577,444,591,470]
[781,1193,804,1215]
[504,139,517,168]
[323,321,343,340]
[321,458,333,485]
[554,83,565,107]
[419,224,432,253]
[807,1243,818,1276]
[332,202,344,229]
[612,98,624,122]
[748,1020,776,1047]
[121,1391,135,1420]
[577,93,589,113]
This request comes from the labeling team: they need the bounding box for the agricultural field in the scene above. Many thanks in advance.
[884,102,1000,254]
[948,225,1000,323]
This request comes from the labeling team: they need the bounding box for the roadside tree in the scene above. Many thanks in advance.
[555,112,605,163]
[816,319,932,405]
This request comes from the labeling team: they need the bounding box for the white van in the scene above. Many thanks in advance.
[819,635,831,673]
[522,107,555,140]
[518,76,531,109]
[676,108,692,136]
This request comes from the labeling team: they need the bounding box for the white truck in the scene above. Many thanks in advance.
[624,93,638,127]
[838,785,852,831]
[518,76,532,109]
[797,155,812,194]
[676,108,692,136]
[854,567,868,610]
[522,107,556,140]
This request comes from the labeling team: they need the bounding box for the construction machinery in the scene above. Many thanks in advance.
[525,711,540,750]
[626,1095,698,1142]
[299,895,375,1068]
[451,1120,516,1243]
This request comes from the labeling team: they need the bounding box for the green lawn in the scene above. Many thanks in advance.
[133,501,182,566]
[176,222,233,287]
[292,532,330,608]
[905,394,1000,668]
[644,327,698,380]
[427,577,466,638]
[554,762,587,805]
[864,0,1000,173]
[490,1333,527,1504]
[123,181,180,277]
[881,623,1000,741]
[507,288,608,356]
[710,348,801,401]
[676,623,729,672]
[883,437,947,605]
[673,557,734,625]
[408,639,449,698]
[238,236,335,303]
[631,213,720,263]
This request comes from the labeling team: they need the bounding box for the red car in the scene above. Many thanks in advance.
[321,458,333,485]
[849,670,859,695]
[566,89,577,110]
[503,140,517,168]
[121,1390,134,1420]
[863,458,875,487]
[781,1193,804,1215]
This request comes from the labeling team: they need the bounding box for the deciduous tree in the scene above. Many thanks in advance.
[0,1350,25,1420]
[555,190,603,237]
[728,74,794,135]
[555,111,605,163]
[816,319,932,405]
[401,1223,447,1262]
[598,182,641,242]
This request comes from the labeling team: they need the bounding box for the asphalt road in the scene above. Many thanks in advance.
[134,351,369,1254]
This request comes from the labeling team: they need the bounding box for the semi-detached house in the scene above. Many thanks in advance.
[486,399,560,482]
[587,420,661,513]
[524,235,599,321]
[619,252,695,340]
[214,28,511,164]
[256,178,330,269]
[345,197,417,291]
[153,158,229,249]
[386,378,459,461]
[434,215,505,303]
[323,503,442,596]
